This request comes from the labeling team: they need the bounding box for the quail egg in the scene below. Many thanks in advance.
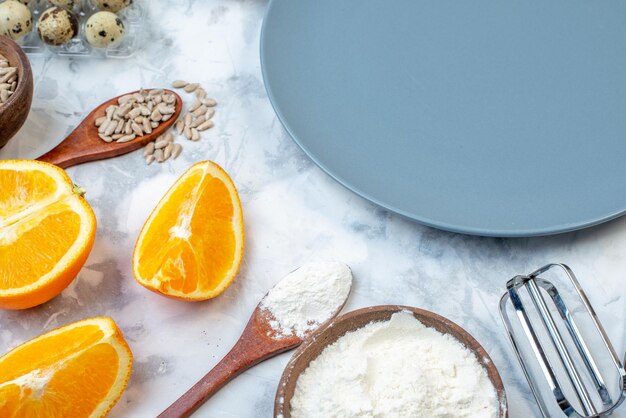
[85,11,124,48]
[37,6,78,45]
[48,0,79,9]
[0,0,33,40]
[16,0,38,7]
[91,0,131,13]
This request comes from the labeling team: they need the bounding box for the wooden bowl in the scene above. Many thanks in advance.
[275,305,508,417]
[0,35,34,149]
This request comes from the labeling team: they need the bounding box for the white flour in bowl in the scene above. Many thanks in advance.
[261,261,352,339]
[290,311,499,418]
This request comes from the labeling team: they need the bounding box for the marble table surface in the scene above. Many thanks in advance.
[1,1,625,417]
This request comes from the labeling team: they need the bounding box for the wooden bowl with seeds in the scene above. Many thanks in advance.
[0,35,34,149]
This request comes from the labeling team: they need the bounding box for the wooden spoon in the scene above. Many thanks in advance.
[158,266,353,418]
[37,89,182,169]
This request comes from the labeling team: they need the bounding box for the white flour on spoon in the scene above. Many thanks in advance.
[261,261,352,339]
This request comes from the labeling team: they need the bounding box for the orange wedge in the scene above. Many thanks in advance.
[0,316,132,418]
[0,160,96,310]
[133,161,244,301]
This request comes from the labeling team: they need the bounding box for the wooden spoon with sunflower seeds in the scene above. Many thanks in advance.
[38,89,182,168]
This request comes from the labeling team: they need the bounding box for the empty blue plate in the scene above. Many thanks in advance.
[260,0,626,237]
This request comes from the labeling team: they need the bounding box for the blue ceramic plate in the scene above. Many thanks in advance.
[261,0,626,237]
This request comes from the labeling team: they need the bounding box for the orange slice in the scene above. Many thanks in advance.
[133,161,244,301]
[0,160,96,310]
[0,316,132,418]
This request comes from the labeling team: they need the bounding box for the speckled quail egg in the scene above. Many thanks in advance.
[16,0,39,7]
[48,0,79,9]
[37,6,78,45]
[85,11,124,48]
[0,1,33,40]
[91,0,131,13]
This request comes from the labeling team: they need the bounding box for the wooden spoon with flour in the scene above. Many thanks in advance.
[158,261,353,418]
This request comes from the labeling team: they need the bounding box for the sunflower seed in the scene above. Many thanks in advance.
[124,120,133,135]
[117,94,134,104]
[140,105,150,116]
[154,149,165,162]
[143,118,152,134]
[151,121,159,128]
[164,132,174,142]
[195,88,206,99]
[189,100,202,112]
[192,105,207,118]
[144,142,155,156]
[0,66,15,74]
[172,80,188,88]
[96,116,107,126]
[0,90,8,102]
[171,143,183,159]
[112,133,124,140]
[189,115,205,128]
[162,114,172,122]
[155,139,169,149]
[184,126,192,140]
[116,103,133,118]
[105,106,116,120]
[163,143,173,160]
[150,109,162,122]
[191,128,200,141]
[205,108,215,120]
[104,121,117,136]
[184,113,192,126]
[149,89,164,96]
[175,120,184,134]
[157,103,174,115]
[128,108,142,119]
[162,94,176,104]
[133,93,145,103]
[197,120,214,131]
[0,70,16,84]
[117,134,136,143]
[114,119,124,134]
[145,155,155,165]
[184,83,199,93]
[131,122,144,137]
[202,98,217,107]
[153,95,163,104]
[98,120,110,134]
[98,134,113,142]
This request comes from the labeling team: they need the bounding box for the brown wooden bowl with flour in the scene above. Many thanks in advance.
[0,36,33,149]
[275,305,508,418]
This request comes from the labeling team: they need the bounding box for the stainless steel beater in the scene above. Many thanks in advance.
[500,263,625,417]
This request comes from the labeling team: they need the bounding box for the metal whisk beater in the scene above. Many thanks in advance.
[500,263,625,417]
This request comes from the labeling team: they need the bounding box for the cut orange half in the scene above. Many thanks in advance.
[0,316,133,418]
[0,160,97,310]
[133,161,244,301]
